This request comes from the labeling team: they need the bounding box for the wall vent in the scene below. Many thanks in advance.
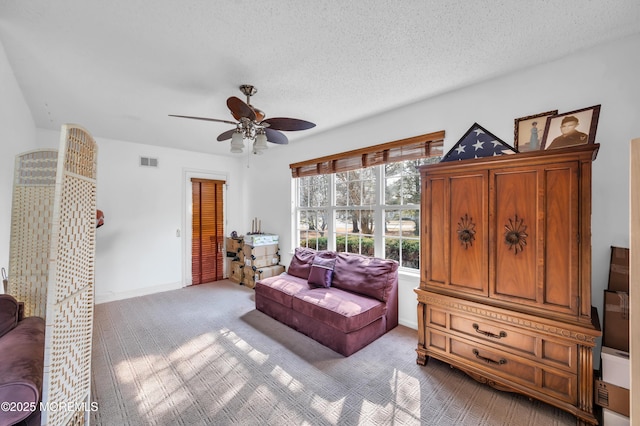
[140,156,159,167]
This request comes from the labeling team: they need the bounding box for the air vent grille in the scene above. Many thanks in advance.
[140,156,159,167]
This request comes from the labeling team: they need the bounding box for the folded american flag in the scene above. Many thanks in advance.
[441,123,516,162]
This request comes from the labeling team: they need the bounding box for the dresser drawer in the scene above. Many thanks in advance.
[426,305,576,373]
[450,337,537,388]
[425,329,577,404]
[450,312,536,355]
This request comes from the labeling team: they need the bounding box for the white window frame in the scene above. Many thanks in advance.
[293,160,426,272]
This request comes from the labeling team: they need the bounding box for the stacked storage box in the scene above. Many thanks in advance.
[595,246,630,425]
[226,236,244,283]
[244,233,279,246]
[229,260,245,284]
[603,247,630,352]
[596,347,630,425]
[240,234,285,288]
[243,264,285,289]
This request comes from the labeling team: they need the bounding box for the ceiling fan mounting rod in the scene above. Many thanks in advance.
[239,84,257,105]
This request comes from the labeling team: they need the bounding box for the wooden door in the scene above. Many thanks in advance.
[490,162,579,317]
[448,171,489,295]
[490,167,539,304]
[192,179,224,284]
[422,170,489,297]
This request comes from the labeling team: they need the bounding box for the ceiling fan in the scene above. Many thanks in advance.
[169,84,316,154]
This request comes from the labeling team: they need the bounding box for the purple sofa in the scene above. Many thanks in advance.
[254,248,399,356]
[0,295,45,426]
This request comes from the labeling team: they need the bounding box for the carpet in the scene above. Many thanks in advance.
[90,280,575,425]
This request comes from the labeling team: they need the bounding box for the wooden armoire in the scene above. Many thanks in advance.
[415,144,601,425]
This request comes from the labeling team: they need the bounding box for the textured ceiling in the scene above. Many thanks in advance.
[1,1,639,156]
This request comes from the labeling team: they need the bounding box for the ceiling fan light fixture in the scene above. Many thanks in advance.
[254,133,268,153]
[230,131,244,153]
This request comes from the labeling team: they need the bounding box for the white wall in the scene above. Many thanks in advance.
[2,32,638,331]
[0,40,37,285]
[248,33,640,329]
[34,129,247,303]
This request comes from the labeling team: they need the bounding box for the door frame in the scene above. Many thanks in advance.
[182,168,229,286]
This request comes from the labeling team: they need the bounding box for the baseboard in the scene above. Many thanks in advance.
[399,318,418,330]
[95,281,184,304]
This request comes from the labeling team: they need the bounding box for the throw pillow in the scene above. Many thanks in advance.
[287,247,317,279]
[308,256,336,288]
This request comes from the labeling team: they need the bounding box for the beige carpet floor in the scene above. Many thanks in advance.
[90,280,576,425]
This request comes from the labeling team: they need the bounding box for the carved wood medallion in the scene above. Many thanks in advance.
[504,214,528,254]
[457,213,476,249]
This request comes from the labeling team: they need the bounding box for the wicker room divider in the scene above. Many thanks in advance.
[8,124,98,426]
[8,149,59,318]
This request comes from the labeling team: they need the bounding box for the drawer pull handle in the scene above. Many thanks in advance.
[473,323,507,339]
[473,349,507,365]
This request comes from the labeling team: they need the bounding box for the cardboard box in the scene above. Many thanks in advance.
[243,243,278,258]
[608,246,629,292]
[254,264,285,281]
[226,237,243,256]
[601,346,630,389]
[595,380,629,417]
[245,265,285,289]
[242,273,256,289]
[603,408,630,426]
[603,290,629,352]
[244,254,280,269]
[244,233,279,246]
[230,261,244,284]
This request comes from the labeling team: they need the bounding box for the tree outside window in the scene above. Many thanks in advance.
[295,157,439,270]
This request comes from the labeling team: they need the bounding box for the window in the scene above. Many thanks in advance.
[383,160,423,269]
[335,168,376,256]
[297,175,329,250]
[291,131,445,271]
[295,157,440,270]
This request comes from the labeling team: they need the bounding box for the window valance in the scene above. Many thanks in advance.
[289,130,445,178]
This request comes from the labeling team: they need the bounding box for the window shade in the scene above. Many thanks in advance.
[289,131,445,178]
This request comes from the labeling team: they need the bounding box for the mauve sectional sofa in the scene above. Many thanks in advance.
[254,247,398,356]
[0,294,45,426]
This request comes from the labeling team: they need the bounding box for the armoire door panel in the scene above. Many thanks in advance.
[492,170,538,303]
[449,173,487,294]
[425,176,447,285]
[543,164,579,312]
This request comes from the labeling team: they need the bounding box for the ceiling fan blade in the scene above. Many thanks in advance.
[261,117,316,131]
[252,107,265,122]
[265,128,288,145]
[217,129,236,141]
[169,114,237,125]
[227,96,256,121]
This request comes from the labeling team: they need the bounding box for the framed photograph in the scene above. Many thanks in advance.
[541,105,601,150]
[514,110,557,152]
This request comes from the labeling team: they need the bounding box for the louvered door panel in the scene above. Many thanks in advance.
[192,182,202,283]
[192,179,224,284]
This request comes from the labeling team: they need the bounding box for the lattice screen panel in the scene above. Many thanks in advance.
[8,149,59,317]
[41,124,98,426]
